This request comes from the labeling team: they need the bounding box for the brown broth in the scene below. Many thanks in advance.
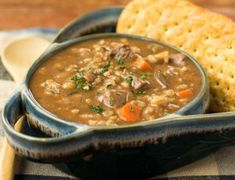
[29,37,201,126]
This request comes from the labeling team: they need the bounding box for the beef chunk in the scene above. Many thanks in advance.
[98,90,128,108]
[111,45,132,60]
[84,71,97,83]
[169,53,186,66]
[131,76,150,90]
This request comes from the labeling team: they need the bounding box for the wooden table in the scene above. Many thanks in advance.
[0,0,234,30]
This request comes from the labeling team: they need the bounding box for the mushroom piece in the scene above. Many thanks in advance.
[155,70,168,89]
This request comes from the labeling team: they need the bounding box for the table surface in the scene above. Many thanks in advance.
[0,0,234,30]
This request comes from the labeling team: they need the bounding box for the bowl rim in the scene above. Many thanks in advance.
[23,32,208,130]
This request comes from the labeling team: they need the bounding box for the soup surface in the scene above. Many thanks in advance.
[30,37,202,126]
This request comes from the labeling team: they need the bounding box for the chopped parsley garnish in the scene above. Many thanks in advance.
[96,92,102,97]
[130,105,134,112]
[134,89,145,95]
[140,72,149,79]
[125,76,133,84]
[89,105,104,114]
[71,74,92,91]
[118,65,126,70]
[101,61,111,74]
[163,112,169,116]
[67,89,79,96]
[106,84,113,89]
[109,98,115,106]
[116,58,124,65]
[71,75,86,89]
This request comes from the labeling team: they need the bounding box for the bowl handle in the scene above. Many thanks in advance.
[161,112,235,137]
[52,6,123,44]
[5,87,89,137]
[2,88,91,162]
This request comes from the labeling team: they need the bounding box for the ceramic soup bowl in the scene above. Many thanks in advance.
[2,7,235,179]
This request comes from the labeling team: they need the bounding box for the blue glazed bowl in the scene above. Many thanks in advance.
[2,7,235,179]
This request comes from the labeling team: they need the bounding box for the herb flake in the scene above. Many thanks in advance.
[118,65,126,70]
[71,75,86,89]
[109,98,115,106]
[106,84,113,89]
[96,92,102,97]
[140,72,149,79]
[89,105,104,114]
[125,76,133,84]
[116,58,124,65]
[130,105,134,112]
[134,89,145,95]
[101,61,111,74]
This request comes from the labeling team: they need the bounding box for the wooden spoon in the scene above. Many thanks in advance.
[0,35,50,179]
[1,35,50,83]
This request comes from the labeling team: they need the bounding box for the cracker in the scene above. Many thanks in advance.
[117,0,235,112]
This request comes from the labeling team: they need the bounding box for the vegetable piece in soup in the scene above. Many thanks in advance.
[29,37,201,126]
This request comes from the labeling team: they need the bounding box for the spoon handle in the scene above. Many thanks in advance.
[0,66,24,180]
[0,35,50,179]
[0,116,24,180]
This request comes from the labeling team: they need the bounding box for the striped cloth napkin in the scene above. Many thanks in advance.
[0,29,235,180]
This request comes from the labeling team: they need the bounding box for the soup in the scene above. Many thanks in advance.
[29,37,202,126]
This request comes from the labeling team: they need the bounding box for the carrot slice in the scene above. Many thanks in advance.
[119,102,141,122]
[176,89,193,98]
[133,58,153,71]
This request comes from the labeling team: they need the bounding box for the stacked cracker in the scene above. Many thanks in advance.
[117,0,235,112]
